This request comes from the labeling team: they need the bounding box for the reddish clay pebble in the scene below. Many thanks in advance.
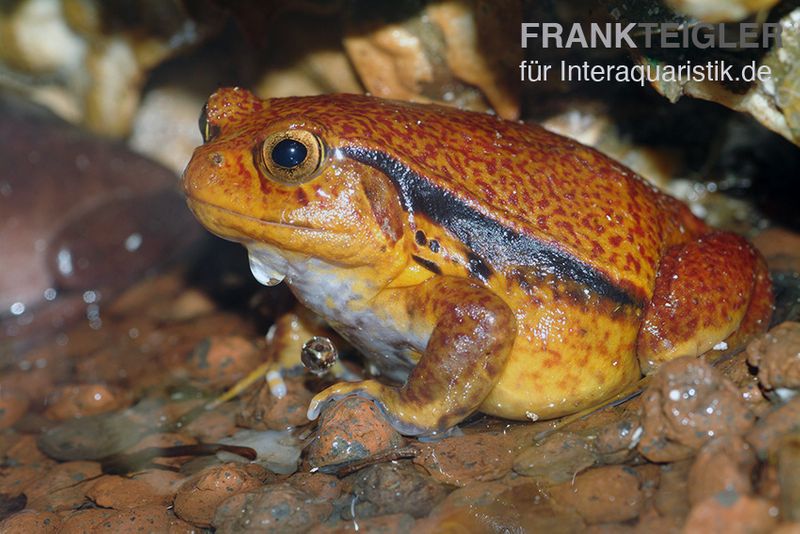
[688,435,756,505]
[0,389,29,430]
[747,322,800,397]
[414,432,518,486]
[306,396,404,470]
[185,336,262,389]
[684,494,778,534]
[638,356,754,462]
[173,462,268,527]
[746,396,800,459]
[237,376,314,430]
[23,461,102,512]
[60,505,194,533]
[513,431,597,485]
[549,465,643,524]
[345,462,450,520]
[213,482,332,533]
[85,473,179,509]
[286,471,344,501]
[44,384,127,421]
[0,509,62,533]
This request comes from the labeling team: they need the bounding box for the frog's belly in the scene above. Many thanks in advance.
[247,245,427,382]
[482,286,643,421]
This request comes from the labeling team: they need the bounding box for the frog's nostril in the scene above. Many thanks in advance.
[210,153,224,167]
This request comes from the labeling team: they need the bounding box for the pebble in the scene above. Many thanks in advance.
[213,482,332,533]
[37,411,148,461]
[305,396,404,471]
[513,431,597,484]
[746,396,800,459]
[85,471,184,509]
[747,322,800,400]
[24,461,102,512]
[413,431,518,486]
[688,435,756,505]
[184,336,262,389]
[637,356,755,462]
[778,432,800,522]
[43,384,127,421]
[549,465,643,524]
[344,461,450,520]
[237,376,314,430]
[173,462,269,527]
[0,389,29,430]
[60,505,195,533]
[0,509,62,533]
[420,481,585,532]
[683,494,778,534]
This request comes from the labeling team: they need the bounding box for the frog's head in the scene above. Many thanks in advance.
[183,88,408,277]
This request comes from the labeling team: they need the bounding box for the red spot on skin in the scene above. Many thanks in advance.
[537,215,548,230]
[609,235,622,248]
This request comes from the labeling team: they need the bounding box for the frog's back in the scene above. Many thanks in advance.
[242,94,707,301]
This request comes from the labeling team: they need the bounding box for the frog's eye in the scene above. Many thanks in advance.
[198,104,219,143]
[260,129,325,185]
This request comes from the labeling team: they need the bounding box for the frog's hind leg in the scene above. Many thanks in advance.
[637,231,773,374]
[307,277,517,436]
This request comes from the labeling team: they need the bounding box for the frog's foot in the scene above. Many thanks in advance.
[638,232,773,373]
[309,276,517,436]
[308,379,429,436]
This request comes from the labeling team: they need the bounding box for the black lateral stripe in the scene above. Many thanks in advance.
[341,146,639,307]
[412,254,442,275]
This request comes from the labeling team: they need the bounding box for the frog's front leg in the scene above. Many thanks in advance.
[307,276,517,435]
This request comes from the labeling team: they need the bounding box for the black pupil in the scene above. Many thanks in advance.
[272,139,307,168]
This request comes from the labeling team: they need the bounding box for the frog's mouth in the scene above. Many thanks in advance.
[186,197,347,288]
[185,197,343,240]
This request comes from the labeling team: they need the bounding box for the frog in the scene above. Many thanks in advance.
[182,87,773,436]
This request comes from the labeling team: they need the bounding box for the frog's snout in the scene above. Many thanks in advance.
[181,150,226,199]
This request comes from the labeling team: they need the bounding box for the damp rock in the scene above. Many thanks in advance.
[213,482,332,533]
[688,435,757,505]
[778,433,800,522]
[344,462,450,520]
[43,383,128,421]
[86,475,177,510]
[420,481,585,532]
[413,431,519,486]
[637,356,755,462]
[24,460,102,512]
[654,459,693,521]
[37,411,149,461]
[683,493,778,534]
[0,389,29,430]
[237,376,314,430]
[513,431,598,485]
[60,505,195,533]
[0,509,62,533]
[173,462,270,527]
[315,513,416,533]
[747,322,800,402]
[580,411,642,464]
[286,472,345,501]
[549,465,643,524]
[306,396,404,471]
[184,336,262,389]
[746,397,800,459]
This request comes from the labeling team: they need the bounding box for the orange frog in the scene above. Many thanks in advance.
[183,88,773,436]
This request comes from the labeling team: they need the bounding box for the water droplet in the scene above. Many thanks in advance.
[57,247,74,276]
[124,233,143,252]
[9,302,25,315]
